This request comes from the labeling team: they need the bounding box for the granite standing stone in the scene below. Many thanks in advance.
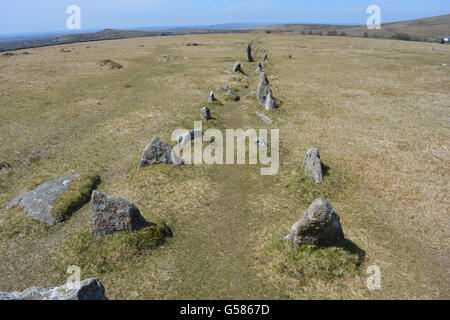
[255,62,263,73]
[265,90,276,110]
[208,91,216,103]
[257,72,270,107]
[90,190,151,235]
[232,61,242,72]
[200,106,211,120]
[247,43,253,62]
[285,199,344,246]
[303,147,323,183]
[138,136,183,167]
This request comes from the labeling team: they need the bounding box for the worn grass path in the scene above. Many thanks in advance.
[151,74,282,299]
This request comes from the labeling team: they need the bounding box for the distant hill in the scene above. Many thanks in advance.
[0,14,448,52]
[250,14,450,40]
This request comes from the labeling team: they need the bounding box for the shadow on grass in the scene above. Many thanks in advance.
[321,162,331,177]
[340,238,366,267]
[237,70,249,76]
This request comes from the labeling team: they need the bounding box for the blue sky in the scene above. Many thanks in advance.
[0,0,448,35]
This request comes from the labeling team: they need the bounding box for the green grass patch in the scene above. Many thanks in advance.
[0,207,52,239]
[208,100,224,107]
[51,173,101,223]
[54,223,171,275]
[272,162,350,207]
[267,238,364,282]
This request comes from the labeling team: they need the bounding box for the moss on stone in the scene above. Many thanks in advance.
[51,172,101,223]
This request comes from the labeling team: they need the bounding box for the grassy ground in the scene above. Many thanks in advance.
[0,33,448,299]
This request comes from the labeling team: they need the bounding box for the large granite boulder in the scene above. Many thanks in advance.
[303,147,323,183]
[138,136,183,168]
[285,199,344,246]
[0,278,107,300]
[5,174,80,225]
[90,191,151,235]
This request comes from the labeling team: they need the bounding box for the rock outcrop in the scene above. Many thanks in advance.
[0,278,107,300]
[285,199,344,246]
[138,136,183,167]
[303,147,323,183]
[90,191,151,235]
[5,174,80,226]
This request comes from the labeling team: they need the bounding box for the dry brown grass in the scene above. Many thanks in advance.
[0,33,448,299]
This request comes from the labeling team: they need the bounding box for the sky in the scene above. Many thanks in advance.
[0,0,448,35]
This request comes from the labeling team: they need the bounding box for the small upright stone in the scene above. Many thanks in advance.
[303,147,323,183]
[232,61,241,72]
[285,198,344,246]
[255,62,263,73]
[90,191,151,235]
[265,90,276,110]
[138,136,183,168]
[257,72,270,107]
[208,91,216,103]
[246,43,253,62]
[200,106,211,120]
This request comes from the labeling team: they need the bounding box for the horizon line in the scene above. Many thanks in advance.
[1,13,449,38]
